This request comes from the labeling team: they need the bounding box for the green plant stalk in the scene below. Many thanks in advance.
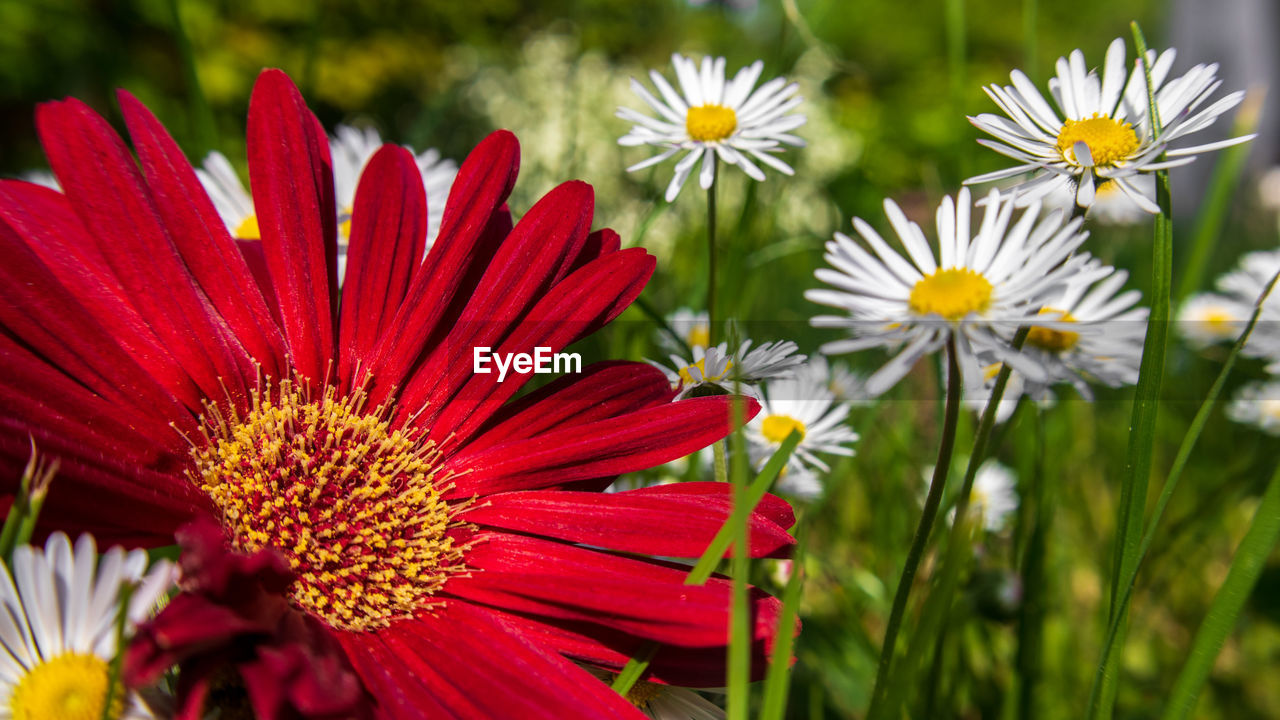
[760,525,808,720]
[1158,462,1280,720]
[167,0,217,158]
[727,395,751,720]
[0,446,56,564]
[1087,266,1279,715]
[1176,92,1262,301]
[1023,0,1038,80]
[707,158,720,346]
[879,329,1029,718]
[101,581,135,720]
[633,296,693,357]
[687,431,803,585]
[1099,23,1171,720]
[866,337,963,720]
[1017,410,1051,720]
[610,643,659,697]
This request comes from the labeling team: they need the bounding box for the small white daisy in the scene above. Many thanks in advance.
[629,682,725,720]
[807,354,872,405]
[965,37,1254,211]
[746,361,859,499]
[963,362,1042,424]
[658,308,712,354]
[656,339,805,399]
[195,125,457,281]
[1047,174,1154,226]
[1177,292,1251,349]
[969,460,1019,531]
[1226,380,1280,435]
[0,533,176,720]
[618,53,805,202]
[1214,249,1280,370]
[806,188,1100,396]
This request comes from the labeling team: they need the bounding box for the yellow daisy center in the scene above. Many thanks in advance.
[1026,307,1081,353]
[1203,309,1234,330]
[339,205,355,242]
[686,104,738,142]
[234,214,261,240]
[190,378,463,632]
[762,414,807,444]
[678,358,732,385]
[624,681,666,710]
[687,325,711,350]
[908,268,994,320]
[9,653,122,720]
[1055,114,1140,167]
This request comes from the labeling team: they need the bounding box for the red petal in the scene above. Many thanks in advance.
[442,395,758,498]
[447,532,782,649]
[246,69,337,387]
[365,131,519,404]
[337,633,454,719]
[119,90,288,380]
[460,361,673,455]
[459,484,795,558]
[338,145,426,392]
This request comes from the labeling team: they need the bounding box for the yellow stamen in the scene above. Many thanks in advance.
[624,681,666,710]
[686,104,737,142]
[234,214,261,240]
[678,358,732,385]
[1026,307,1080,352]
[9,653,122,720]
[687,326,710,350]
[1056,114,1140,167]
[762,414,807,444]
[908,268,994,320]
[191,377,464,632]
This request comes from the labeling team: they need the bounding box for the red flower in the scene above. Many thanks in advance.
[0,70,796,718]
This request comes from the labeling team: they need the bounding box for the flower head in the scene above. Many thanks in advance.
[965,38,1253,211]
[2,70,794,718]
[970,460,1019,531]
[619,54,805,201]
[1178,292,1250,349]
[657,339,806,399]
[807,188,1098,396]
[0,533,175,720]
[1227,380,1280,435]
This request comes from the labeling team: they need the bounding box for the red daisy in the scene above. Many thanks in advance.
[0,69,796,718]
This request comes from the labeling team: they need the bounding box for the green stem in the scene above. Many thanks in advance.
[1159,462,1280,720]
[1098,23,1172,720]
[611,643,659,697]
[866,337,963,720]
[727,396,751,720]
[1087,266,1279,716]
[1023,0,1038,81]
[707,158,720,345]
[760,524,808,720]
[1017,410,1050,720]
[167,0,217,157]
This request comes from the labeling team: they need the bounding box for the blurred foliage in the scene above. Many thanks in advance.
[5,0,1280,719]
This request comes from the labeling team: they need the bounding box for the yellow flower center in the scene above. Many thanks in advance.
[762,414,807,444]
[339,205,355,242]
[687,326,711,350]
[678,358,732,385]
[9,653,122,720]
[686,104,738,142]
[1056,114,1140,167]
[908,268,994,320]
[624,681,666,710]
[1026,307,1081,353]
[191,377,463,632]
[234,214,261,240]
[1203,309,1234,330]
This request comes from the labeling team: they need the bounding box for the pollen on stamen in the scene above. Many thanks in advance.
[188,376,466,632]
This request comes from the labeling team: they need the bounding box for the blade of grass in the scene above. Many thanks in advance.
[166,0,217,158]
[0,442,56,564]
[760,525,808,720]
[1017,410,1051,720]
[727,394,751,720]
[686,431,803,585]
[1158,461,1280,720]
[1097,23,1172,720]
[1087,266,1279,714]
[610,643,659,697]
[866,337,963,720]
[1023,0,1038,81]
[1175,89,1264,302]
[707,157,719,345]
[101,580,136,720]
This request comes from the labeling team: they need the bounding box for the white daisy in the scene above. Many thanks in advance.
[656,339,805,399]
[629,682,725,720]
[963,362,1042,424]
[806,354,872,405]
[965,37,1254,211]
[969,460,1019,532]
[806,187,1100,396]
[1226,380,1280,435]
[1178,292,1251,349]
[195,125,457,280]
[746,361,859,499]
[658,308,711,354]
[1214,249,1280,370]
[0,533,176,720]
[1047,174,1153,226]
[618,53,805,202]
